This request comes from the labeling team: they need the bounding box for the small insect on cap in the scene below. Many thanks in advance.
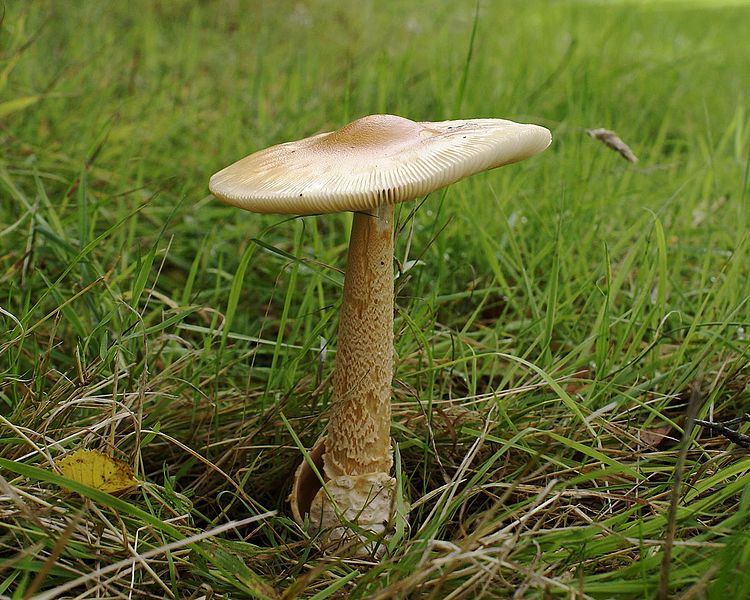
[209,114,552,215]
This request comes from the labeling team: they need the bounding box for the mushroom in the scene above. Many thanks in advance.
[209,114,551,552]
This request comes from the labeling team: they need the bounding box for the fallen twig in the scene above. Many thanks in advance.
[695,414,750,449]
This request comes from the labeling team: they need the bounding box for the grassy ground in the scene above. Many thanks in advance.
[1,0,749,597]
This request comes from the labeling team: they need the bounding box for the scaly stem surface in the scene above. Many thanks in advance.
[324,204,394,478]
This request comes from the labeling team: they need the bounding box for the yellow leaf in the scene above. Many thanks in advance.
[57,449,138,494]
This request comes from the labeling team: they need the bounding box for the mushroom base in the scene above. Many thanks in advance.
[289,437,398,557]
[289,437,327,526]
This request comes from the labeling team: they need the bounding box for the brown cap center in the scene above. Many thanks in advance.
[318,114,436,152]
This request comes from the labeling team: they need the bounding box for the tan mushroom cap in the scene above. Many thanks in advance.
[209,114,551,215]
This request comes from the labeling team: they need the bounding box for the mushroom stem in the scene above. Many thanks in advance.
[325,204,394,479]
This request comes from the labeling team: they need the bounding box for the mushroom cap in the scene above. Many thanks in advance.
[209,114,551,215]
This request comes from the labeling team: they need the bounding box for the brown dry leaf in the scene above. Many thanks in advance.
[639,426,673,448]
[586,128,639,163]
[57,449,138,494]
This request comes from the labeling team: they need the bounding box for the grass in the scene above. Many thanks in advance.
[1,0,749,597]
